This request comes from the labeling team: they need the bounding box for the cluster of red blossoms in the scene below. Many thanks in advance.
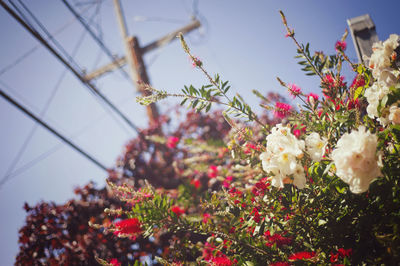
[208,165,219,178]
[335,40,347,52]
[166,136,180,149]
[330,248,353,263]
[274,102,293,119]
[171,205,185,217]
[113,218,142,240]
[202,242,236,266]
[264,230,292,247]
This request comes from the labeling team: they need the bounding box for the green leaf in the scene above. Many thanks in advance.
[354,86,364,100]
[180,98,188,106]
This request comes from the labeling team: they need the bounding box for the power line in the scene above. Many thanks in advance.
[0,1,140,133]
[0,88,108,189]
[61,0,132,82]
[13,0,81,71]
[2,3,101,182]
[2,94,134,185]
[0,2,96,76]
[3,94,134,183]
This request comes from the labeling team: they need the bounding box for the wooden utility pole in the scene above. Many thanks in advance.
[85,0,201,126]
[347,14,378,64]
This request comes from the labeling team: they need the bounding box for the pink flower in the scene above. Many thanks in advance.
[109,258,121,266]
[274,102,292,119]
[288,83,302,98]
[171,205,185,217]
[307,93,319,104]
[166,136,179,149]
[350,74,365,89]
[223,176,233,188]
[335,40,347,52]
[191,56,202,67]
[208,165,218,178]
[322,74,346,90]
[202,213,211,223]
[293,124,306,138]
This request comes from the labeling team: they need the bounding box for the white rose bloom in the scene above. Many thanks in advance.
[292,163,306,189]
[364,82,390,124]
[305,132,328,162]
[332,126,382,194]
[389,104,400,125]
[369,34,399,80]
[260,124,306,189]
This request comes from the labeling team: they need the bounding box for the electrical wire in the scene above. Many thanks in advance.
[0,2,96,77]
[0,88,108,189]
[0,1,140,133]
[2,3,101,183]
[2,94,135,185]
[61,0,132,82]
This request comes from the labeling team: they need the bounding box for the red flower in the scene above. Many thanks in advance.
[252,208,261,223]
[338,248,352,258]
[274,102,292,119]
[288,251,316,261]
[211,255,233,266]
[330,252,339,263]
[202,242,215,261]
[113,218,142,237]
[288,83,302,99]
[109,258,121,266]
[350,74,365,89]
[270,263,290,266]
[307,93,319,104]
[190,178,201,189]
[166,136,179,149]
[202,213,211,223]
[347,98,360,110]
[335,40,347,52]
[208,165,219,178]
[264,231,292,247]
[171,205,185,217]
[229,226,236,233]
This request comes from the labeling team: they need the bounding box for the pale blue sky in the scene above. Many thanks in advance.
[0,1,399,265]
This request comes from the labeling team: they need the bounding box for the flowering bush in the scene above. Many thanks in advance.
[18,11,400,265]
[93,11,400,265]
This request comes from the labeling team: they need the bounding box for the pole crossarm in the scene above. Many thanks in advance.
[83,19,201,81]
[0,1,140,133]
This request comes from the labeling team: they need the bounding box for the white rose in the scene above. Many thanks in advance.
[331,126,382,193]
[260,124,306,189]
[305,132,328,162]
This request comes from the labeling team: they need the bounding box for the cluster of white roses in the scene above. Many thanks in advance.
[365,34,400,126]
[260,124,381,194]
[260,124,327,189]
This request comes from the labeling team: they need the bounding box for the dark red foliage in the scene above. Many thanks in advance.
[16,110,231,265]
